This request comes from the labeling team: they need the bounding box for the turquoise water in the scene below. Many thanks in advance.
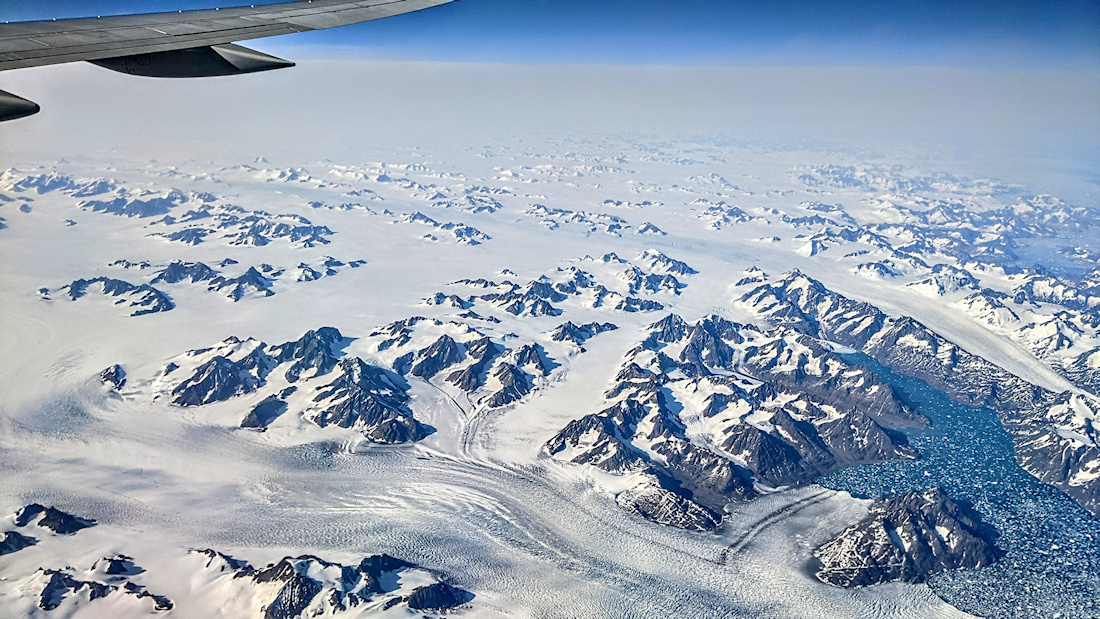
[818,354,1100,618]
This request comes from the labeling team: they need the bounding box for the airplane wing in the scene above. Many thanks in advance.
[0,0,453,121]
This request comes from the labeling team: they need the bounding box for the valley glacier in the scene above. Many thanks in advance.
[0,132,1098,618]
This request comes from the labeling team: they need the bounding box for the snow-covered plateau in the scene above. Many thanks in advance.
[1,131,1097,618]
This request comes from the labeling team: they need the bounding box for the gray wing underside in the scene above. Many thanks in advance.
[0,0,451,72]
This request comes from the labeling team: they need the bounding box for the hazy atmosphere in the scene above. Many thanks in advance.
[2,0,1098,201]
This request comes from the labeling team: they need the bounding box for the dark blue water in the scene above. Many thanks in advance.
[818,354,1100,618]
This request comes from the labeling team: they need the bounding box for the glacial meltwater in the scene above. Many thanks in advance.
[817,354,1100,618]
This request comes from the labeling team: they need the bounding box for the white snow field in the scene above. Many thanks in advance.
[0,61,1097,618]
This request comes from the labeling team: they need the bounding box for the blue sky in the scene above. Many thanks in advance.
[2,0,1098,66]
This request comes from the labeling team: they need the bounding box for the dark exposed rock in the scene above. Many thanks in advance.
[521,280,568,303]
[82,191,187,218]
[5,173,113,196]
[392,351,415,375]
[459,310,501,323]
[252,556,310,584]
[814,487,1001,587]
[499,297,560,316]
[423,292,471,309]
[358,554,414,582]
[446,337,502,392]
[546,313,920,530]
[241,395,287,430]
[615,297,664,312]
[673,316,740,375]
[192,548,252,574]
[407,582,473,610]
[616,480,723,531]
[34,564,171,612]
[99,364,126,390]
[652,439,757,507]
[906,264,981,295]
[15,504,95,535]
[637,249,698,275]
[648,313,690,343]
[128,586,174,611]
[1061,347,1100,394]
[39,570,112,610]
[61,277,174,316]
[623,267,683,295]
[410,334,465,378]
[816,407,916,465]
[309,358,430,443]
[722,422,817,487]
[207,266,274,301]
[465,335,500,361]
[0,530,36,555]
[741,332,924,430]
[739,270,1100,518]
[269,327,344,382]
[550,321,619,345]
[199,551,468,615]
[263,570,322,619]
[172,357,247,405]
[510,343,553,376]
[157,228,210,245]
[171,343,275,406]
[150,260,217,284]
[546,410,650,474]
[95,555,143,576]
[487,363,532,407]
[294,264,324,282]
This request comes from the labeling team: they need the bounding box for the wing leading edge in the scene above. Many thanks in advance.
[0,0,453,121]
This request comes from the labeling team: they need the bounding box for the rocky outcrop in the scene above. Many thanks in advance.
[31,561,172,612]
[487,363,532,408]
[409,334,465,378]
[0,530,36,555]
[1062,347,1100,394]
[814,488,1000,587]
[457,253,691,318]
[207,267,274,301]
[240,395,287,430]
[191,550,472,616]
[446,336,502,392]
[616,479,722,531]
[308,358,430,444]
[161,328,433,444]
[81,190,187,218]
[636,249,697,276]
[737,269,1100,518]
[550,321,618,346]
[170,339,275,406]
[99,364,126,390]
[14,504,95,535]
[422,292,471,309]
[509,343,553,377]
[406,582,474,610]
[546,314,921,530]
[150,260,217,284]
[60,277,174,316]
[269,327,344,383]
